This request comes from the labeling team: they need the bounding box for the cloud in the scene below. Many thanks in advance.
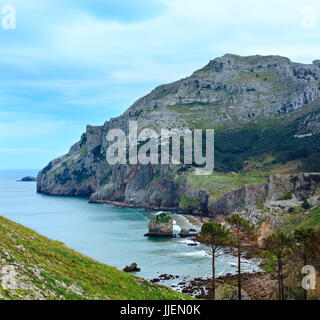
[1,0,320,168]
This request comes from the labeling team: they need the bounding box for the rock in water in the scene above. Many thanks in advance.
[19,176,37,182]
[179,229,191,237]
[144,212,174,237]
[123,263,141,273]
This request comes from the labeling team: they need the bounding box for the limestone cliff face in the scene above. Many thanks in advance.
[206,173,320,217]
[37,54,320,216]
[124,54,320,127]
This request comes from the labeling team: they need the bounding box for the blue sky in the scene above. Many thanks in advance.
[1,0,320,169]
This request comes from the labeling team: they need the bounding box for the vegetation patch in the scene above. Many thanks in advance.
[155,213,172,224]
[282,207,320,233]
[79,146,88,158]
[188,172,265,199]
[47,165,63,178]
[277,193,293,201]
[179,194,201,207]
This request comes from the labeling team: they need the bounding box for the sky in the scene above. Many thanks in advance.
[0,0,320,169]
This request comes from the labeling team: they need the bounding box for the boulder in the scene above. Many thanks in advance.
[144,212,174,237]
[123,263,140,273]
[179,229,192,237]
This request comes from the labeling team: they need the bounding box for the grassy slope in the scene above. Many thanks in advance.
[282,207,320,233]
[187,172,266,199]
[0,216,192,300]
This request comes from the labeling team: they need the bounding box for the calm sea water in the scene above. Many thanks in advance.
[0,170,259,286]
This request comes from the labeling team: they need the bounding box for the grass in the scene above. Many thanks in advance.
[277,193,293,201]
[237,71,280,85]
[282,207,320,233]
[187,172,265,199]
[244,155,301,175]
[179,194,201,207]
[0,216,193,300]
[79,146,88,158]
[47,165,63,178]
[166,101,221,114]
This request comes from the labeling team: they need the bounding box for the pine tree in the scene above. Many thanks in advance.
[264,232,293,300]
[226,214,258,300]
[294,227,318,300]
[199,222,234,300]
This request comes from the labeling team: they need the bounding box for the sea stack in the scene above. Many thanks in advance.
[144,212,174,237]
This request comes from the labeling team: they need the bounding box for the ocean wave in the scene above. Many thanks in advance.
[172,220,181,233]
[178,239,198,245]
[182,250,210,258]
[170,214,199,232]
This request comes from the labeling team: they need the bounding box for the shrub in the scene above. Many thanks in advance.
[302,200,311,210]
[277,193,293,201]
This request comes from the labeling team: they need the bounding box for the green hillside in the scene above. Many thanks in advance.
[0,216,192,300]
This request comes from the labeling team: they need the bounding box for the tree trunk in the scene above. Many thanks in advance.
[237,239,241,300]
[304,245,307,300]
[279,260,285,300]
[212,247,216,300]
[277,259,282,300]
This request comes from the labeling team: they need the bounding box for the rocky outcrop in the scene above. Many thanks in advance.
[179,229,191,237]
[125,54,320,126]
[144,213,174,237]
[172,173,320,219]
[123,263,141,273]
[208,183,267,216]
[206,173,320,217]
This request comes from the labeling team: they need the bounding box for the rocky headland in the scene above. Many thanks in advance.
[37,54,320,221]
[18,176,37,182]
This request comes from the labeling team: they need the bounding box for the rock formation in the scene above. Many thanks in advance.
[19,176,37,182]
[123,263,141,273]
[144,213,174,237]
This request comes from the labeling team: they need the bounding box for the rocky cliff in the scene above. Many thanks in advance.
[37,54,320,216]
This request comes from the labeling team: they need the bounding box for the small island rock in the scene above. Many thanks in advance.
[144,212,174,237]
[19,176,37,182]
